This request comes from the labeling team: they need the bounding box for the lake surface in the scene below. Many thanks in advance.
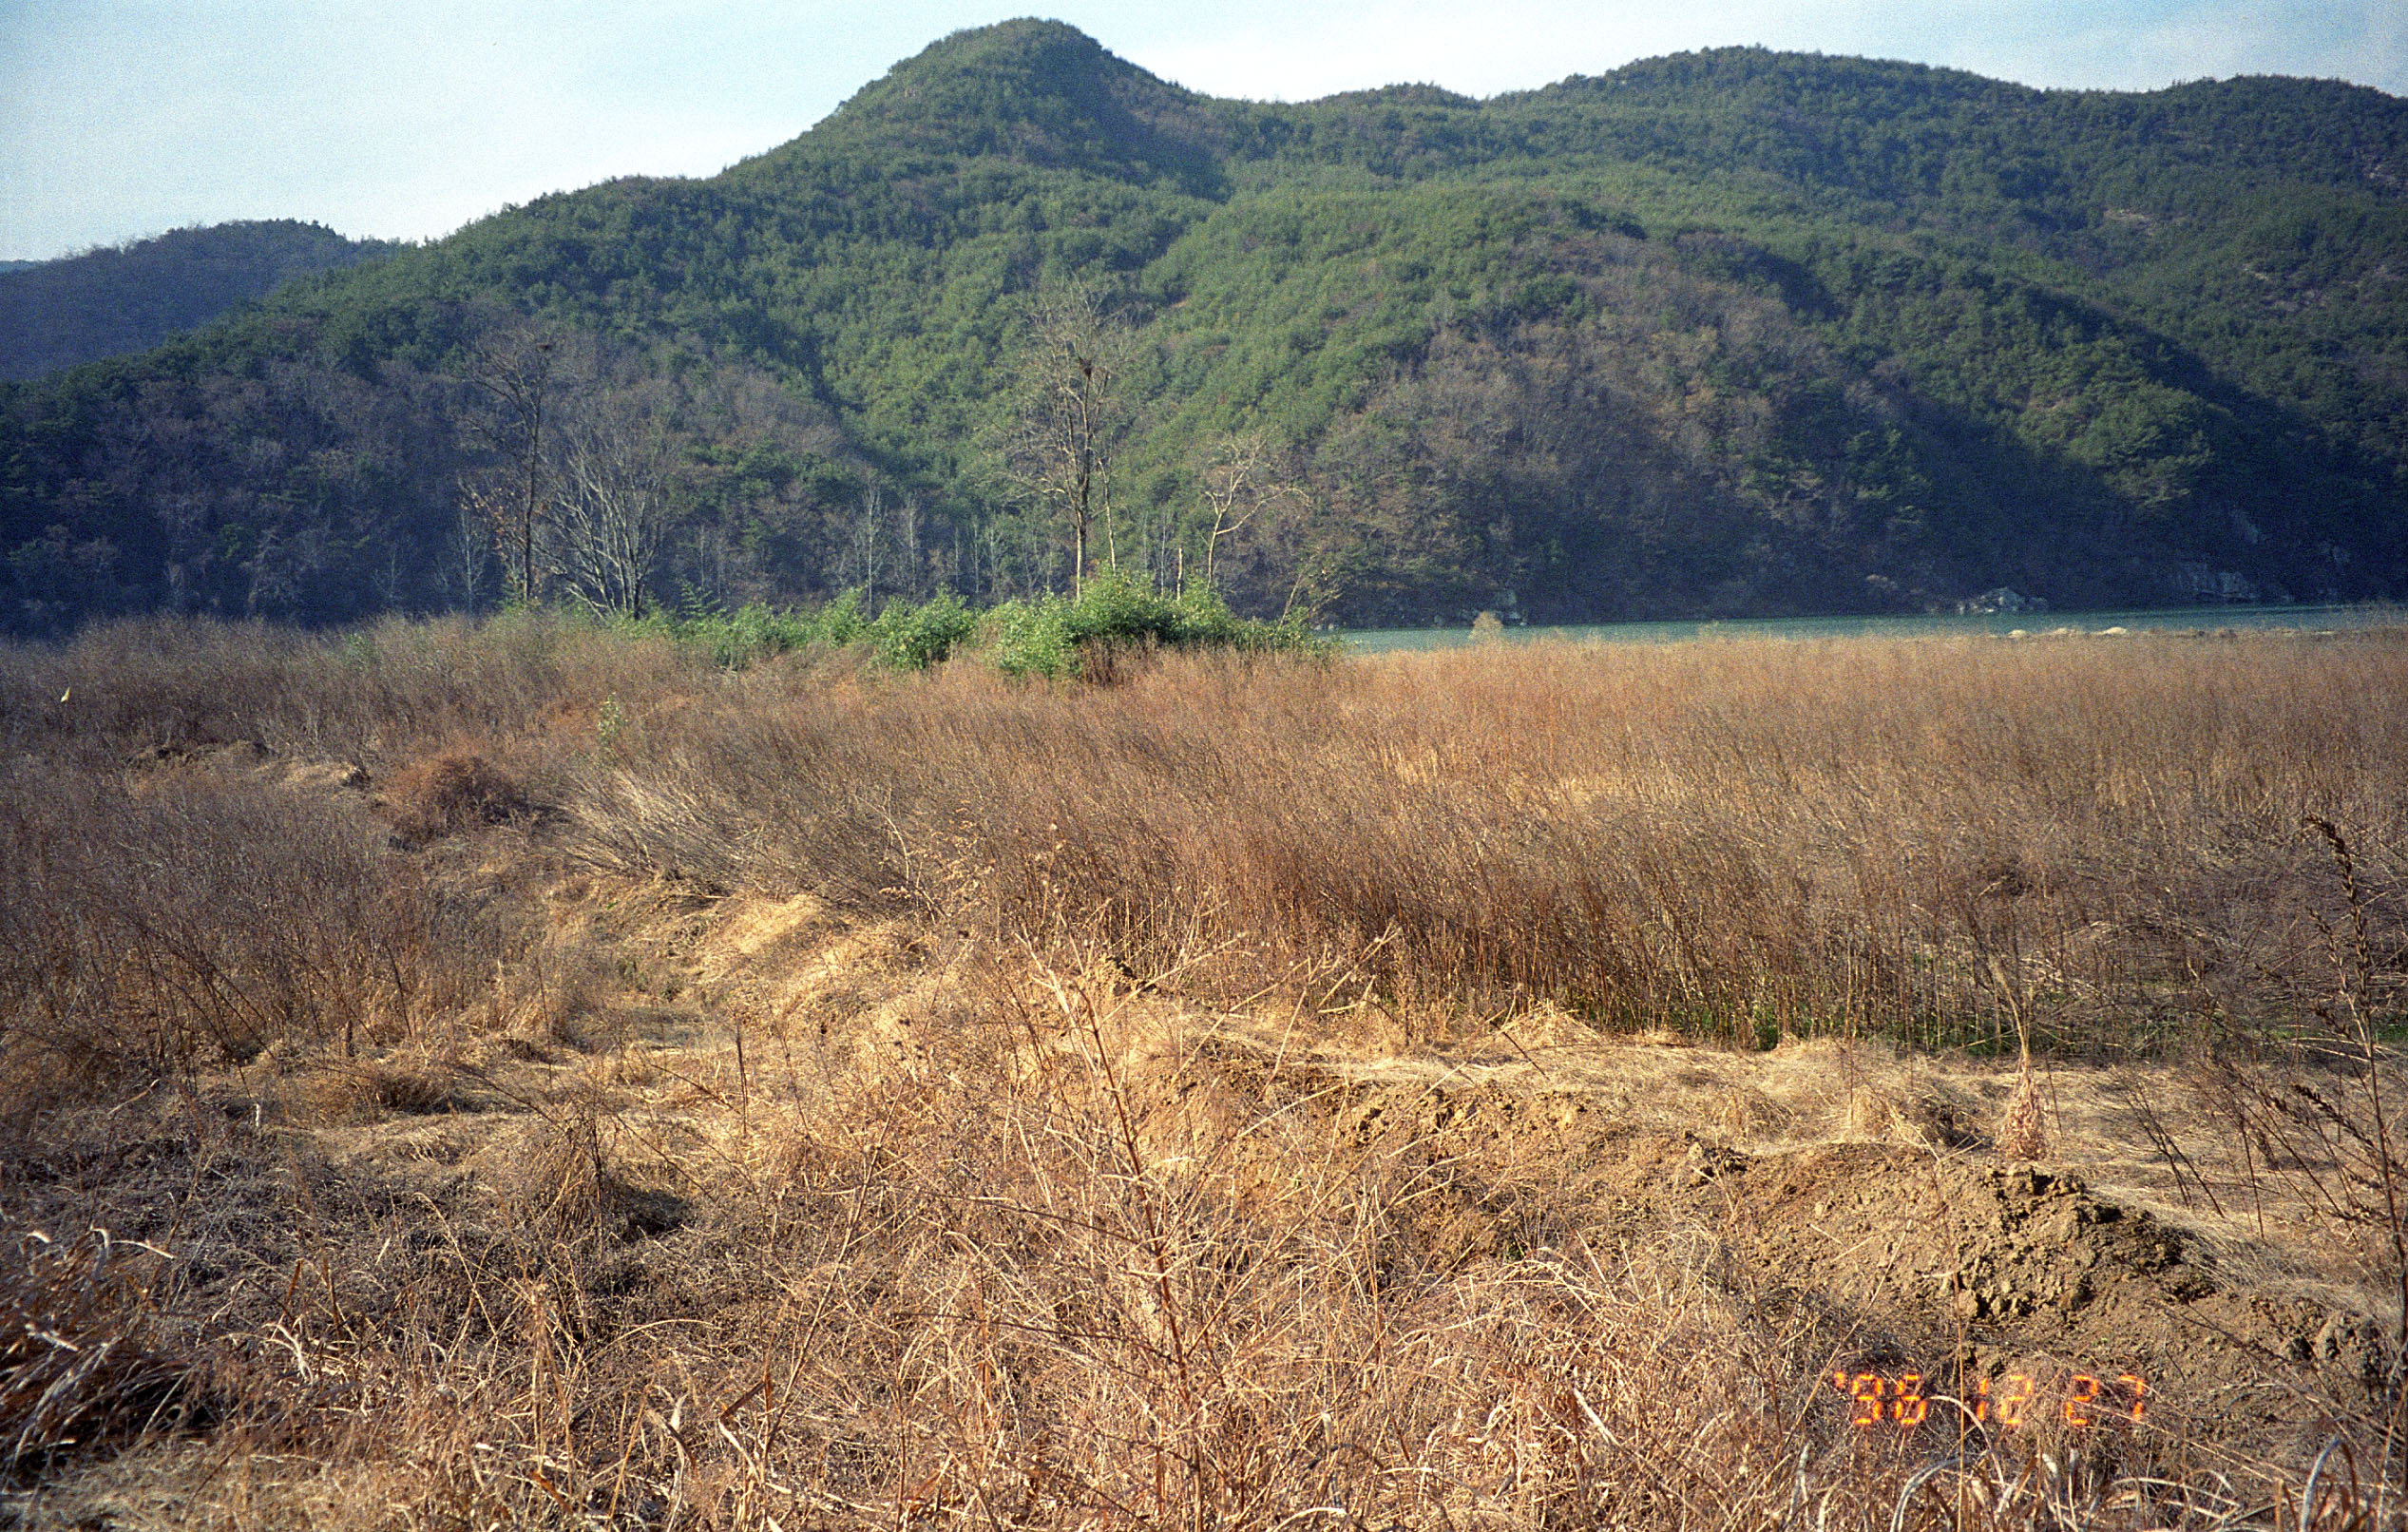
[1343,603,2400,653]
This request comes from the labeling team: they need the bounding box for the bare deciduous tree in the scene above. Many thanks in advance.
[1198,430,1304,592]
[449,502,494,612]
[850,481,885,605]
[546,387,679,620]
[997,282,1138,595]
[454,324,697,619]
[459,326,570,604]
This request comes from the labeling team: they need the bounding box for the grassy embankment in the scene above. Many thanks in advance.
[0,612,2403,1528]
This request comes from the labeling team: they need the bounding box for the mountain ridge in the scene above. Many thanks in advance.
[0,220,400,381]
[1,21,2401,634]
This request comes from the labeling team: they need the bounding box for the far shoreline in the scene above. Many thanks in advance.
[1343,602,2402,652]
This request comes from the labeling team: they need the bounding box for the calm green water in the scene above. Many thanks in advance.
[1343,603,2400,653]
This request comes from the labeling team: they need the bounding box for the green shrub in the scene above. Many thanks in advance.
[975,577,1333,680]
[654,579,1328,679]
[660,597,844,668]
[982,594,1081,679]
[1060,575,1177,648]
[811,588,868,647]
[870,589,977,670]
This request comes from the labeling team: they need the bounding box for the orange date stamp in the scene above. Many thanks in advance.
[1830,1369,2150,1429]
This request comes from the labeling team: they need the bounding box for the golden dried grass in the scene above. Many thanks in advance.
[0,1229,195,1481]
[380,749,529,846]
[3,617,2404,1529]
[561,628,2408,1056]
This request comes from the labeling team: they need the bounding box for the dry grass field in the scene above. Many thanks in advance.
[1,613,2404,1529]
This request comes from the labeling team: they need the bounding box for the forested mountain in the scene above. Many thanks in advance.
[0,220,399,382]
[3,20,2403,635]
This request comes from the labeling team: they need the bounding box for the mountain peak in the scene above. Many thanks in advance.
[844,17,1112,100]
[814,19,1226,193]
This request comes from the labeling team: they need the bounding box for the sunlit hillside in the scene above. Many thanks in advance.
[3,21,2403,635]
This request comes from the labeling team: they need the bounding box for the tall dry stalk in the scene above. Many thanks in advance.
[2302,814,2408,1358]
[2183,814,2408,1484]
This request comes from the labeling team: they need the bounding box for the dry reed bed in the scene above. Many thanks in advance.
[0,612,709,1099]
[2,618,2405,1527]
[0,612,711,808]
[570,629,2408,1053]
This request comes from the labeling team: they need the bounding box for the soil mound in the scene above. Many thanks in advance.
[1303,1066,2390,1452]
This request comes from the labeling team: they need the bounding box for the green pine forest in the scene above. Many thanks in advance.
[4,19,2404,635]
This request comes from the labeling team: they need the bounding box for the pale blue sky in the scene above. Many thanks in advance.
[3,0,2401,262]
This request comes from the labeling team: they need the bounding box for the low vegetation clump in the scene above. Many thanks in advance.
[653,577,1329,677]
[0,615,2401,1528]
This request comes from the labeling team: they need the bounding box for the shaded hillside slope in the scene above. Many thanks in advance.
[0,220,400,381]
[3,21,2402,634]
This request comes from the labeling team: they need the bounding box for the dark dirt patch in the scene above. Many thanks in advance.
[1300,1071,2392,1458]
[1638,1137,2391,1454]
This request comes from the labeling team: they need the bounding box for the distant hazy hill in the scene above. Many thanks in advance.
[2,20,2402,634]
[0,220,398,380]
